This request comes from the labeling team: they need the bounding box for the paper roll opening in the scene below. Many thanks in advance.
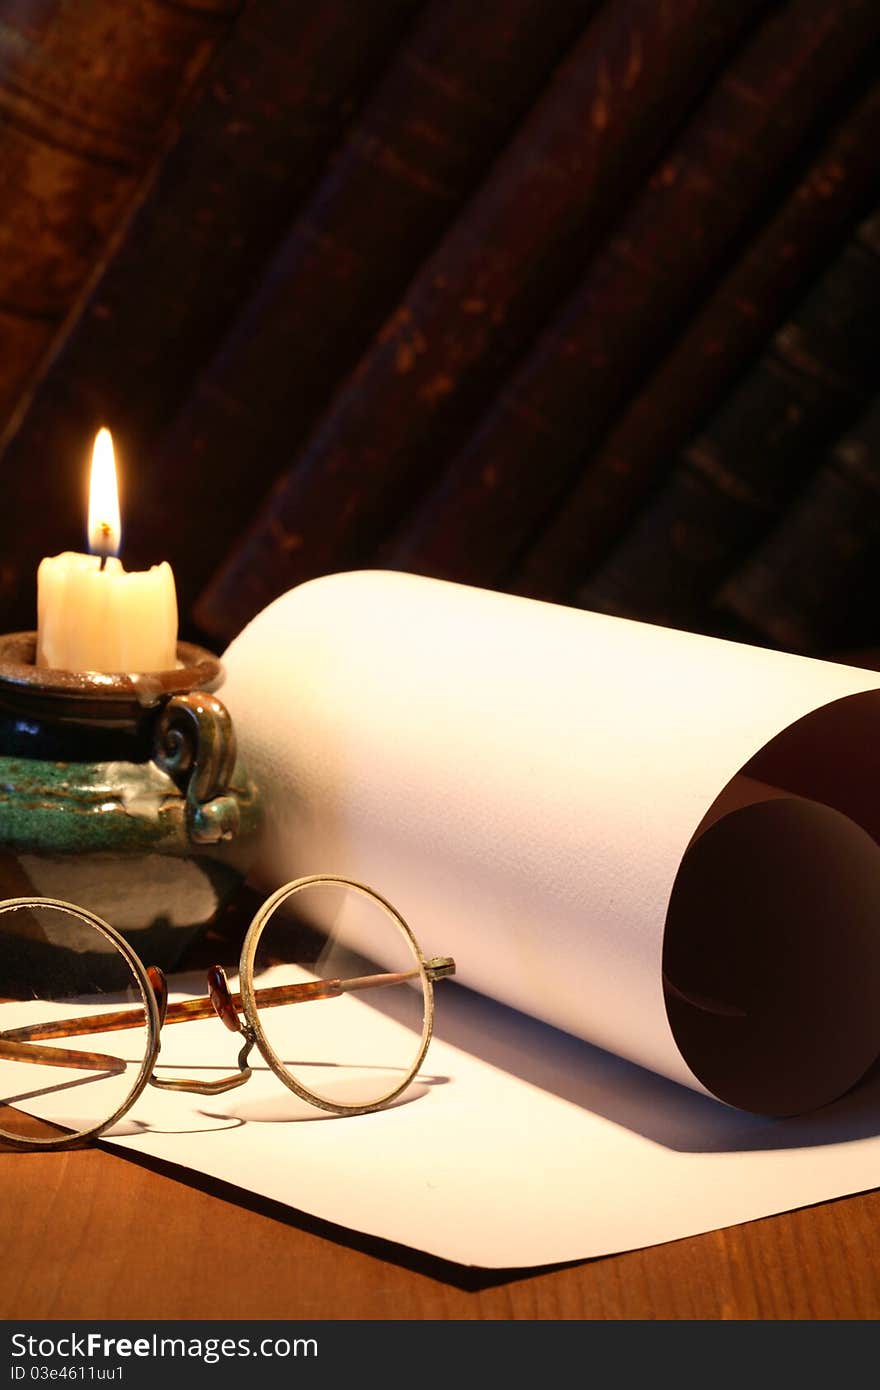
[664,796,880,1116]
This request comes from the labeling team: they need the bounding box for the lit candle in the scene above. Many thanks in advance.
[36,428,179,672]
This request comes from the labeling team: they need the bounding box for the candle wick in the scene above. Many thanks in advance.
[97,520,112,570]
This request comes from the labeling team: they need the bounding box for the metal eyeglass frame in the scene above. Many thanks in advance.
[0,875,456,1150]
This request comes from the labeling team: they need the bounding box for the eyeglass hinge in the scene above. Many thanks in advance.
[425,956,456,981]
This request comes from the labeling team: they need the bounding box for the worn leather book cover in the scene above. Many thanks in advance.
[384,0,879,595]
[579,208,880,631]
[719,388,880,654]
[0,0,238,430]
[515,77,880,604]
[194,0,766,642]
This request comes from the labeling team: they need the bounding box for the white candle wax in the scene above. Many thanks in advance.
[36,551,179,672]
[35,428,179,673]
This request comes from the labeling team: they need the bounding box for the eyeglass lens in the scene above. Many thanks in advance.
[249,879,429,1109]
[0,901,151,1143]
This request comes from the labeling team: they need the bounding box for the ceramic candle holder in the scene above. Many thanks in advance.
[0,632,262,970]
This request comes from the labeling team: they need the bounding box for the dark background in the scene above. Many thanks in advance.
[1,0,878,659]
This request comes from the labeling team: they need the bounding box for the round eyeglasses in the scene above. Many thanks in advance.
[0,876,455,1149]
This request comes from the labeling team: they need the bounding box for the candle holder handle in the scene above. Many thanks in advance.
[154,693,241,844]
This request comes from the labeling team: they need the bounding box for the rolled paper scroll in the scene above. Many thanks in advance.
[222,570,880,1116]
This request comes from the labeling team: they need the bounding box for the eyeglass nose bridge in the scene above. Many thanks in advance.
[149,965,256,1097]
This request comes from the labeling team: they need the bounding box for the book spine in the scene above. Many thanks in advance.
[194,0,769,642]
[577,209,880,628]
[382,0,880,590]
[0,0,238,429]
[514,78,880,602]
[135,0,599,604]
[717,392,880,654]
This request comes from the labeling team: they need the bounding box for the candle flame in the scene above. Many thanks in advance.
[88,427,121,559]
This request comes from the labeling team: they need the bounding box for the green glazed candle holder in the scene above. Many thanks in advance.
[0,632,262,970]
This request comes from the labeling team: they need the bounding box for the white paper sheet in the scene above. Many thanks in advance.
[114,991,880,1269]
[9,973,880,1270]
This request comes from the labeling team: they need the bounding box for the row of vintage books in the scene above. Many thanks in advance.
[0,0,877,657]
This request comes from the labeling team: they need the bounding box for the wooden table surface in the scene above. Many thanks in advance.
[1,1135,879,1320]
[3,891,879,1322]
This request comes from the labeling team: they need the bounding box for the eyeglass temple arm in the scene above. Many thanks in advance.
[0,1036,126,1074]
[0,956,457,1044]
[246,954,455,1010]
[165,956,456,1034]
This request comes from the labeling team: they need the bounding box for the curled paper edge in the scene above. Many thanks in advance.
[221,570,880,1115]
